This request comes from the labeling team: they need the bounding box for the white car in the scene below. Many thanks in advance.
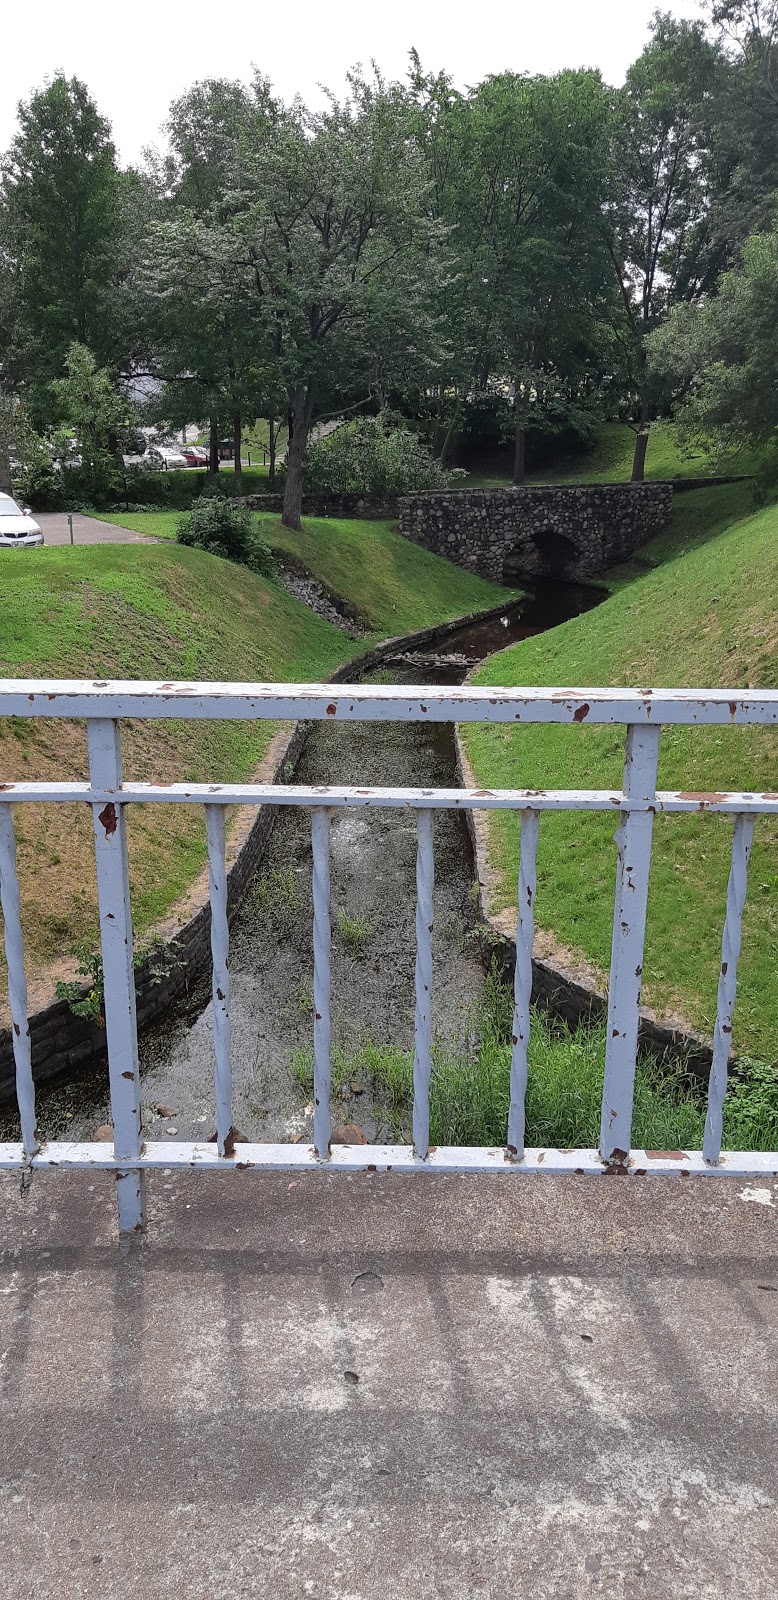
[143,446,189,471]
[0,493,44,548]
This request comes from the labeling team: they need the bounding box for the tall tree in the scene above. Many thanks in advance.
[0,75,120,404]
[648,225,778,453]
[608,15,721,479]
[432,69,613,482]
[147,71,445,527]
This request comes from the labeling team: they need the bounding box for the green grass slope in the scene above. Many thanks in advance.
[0,544,359,977]
[1,529,506,989]
[257,514,514,636]
[466,421,764,489]
[463,499,778,1061]
[89,510,513,633]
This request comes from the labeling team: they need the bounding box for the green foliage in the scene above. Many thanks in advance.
[55,935,184,1023]
[50,343,128,504]
[335,909,372,957]
[0,74,121,399]
[291,971,778,1150]
[305,416,451,494]
[176,493,275,576]
[648,228,778,454]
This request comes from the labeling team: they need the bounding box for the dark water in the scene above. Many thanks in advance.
[10,578,603,1144]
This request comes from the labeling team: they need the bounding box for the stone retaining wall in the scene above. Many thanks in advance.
[398,484,673,582]
[237,492,399,519]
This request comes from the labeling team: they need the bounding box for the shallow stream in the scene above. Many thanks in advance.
[13,579,603,1144]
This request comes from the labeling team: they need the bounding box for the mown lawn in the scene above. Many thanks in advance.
[1,528,507,988]
[89,510,514,635]
[465,420,765,489]
[463,497,778,1062]
[0,544,361,975]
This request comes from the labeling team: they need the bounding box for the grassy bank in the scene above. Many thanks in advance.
[465,420,764,489]
[1,531,507,990]
[463,497,778,1062]
[292,975,778,1151]
[88,510,515,635]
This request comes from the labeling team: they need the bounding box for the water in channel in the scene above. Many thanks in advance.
[15,579,602,1145]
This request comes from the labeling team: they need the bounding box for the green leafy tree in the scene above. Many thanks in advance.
[51,342,127,501]
[148,70,446,529]
[0,75,121,403]
[648,227,778,455]
[409,65,614,481]
[607,15,721,480]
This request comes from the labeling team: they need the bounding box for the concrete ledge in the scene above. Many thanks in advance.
[0,1168,776,1597]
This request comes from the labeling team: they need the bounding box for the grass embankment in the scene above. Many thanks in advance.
[463,493,778,1062]
[466,420,764,488]
[88,511,513,636]
[1,529,506,991]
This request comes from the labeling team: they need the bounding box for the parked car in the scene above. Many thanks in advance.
[143,446,189,470]
[181,446,209,466]
[0,493,44,548]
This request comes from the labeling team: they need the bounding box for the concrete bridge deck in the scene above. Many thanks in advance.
[0,1170,776,1598]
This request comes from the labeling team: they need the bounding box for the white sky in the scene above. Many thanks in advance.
[4,0,706,165]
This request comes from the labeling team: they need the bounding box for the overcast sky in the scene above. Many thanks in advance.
[4,0,706,164]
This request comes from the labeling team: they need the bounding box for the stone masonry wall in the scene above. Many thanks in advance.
[238,492,400,520]
[398,484,673,582]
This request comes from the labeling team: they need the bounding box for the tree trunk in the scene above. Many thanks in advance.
[268,415,276,486]
[232,410,242,488]
[439,408,460,468]
[208,416,220,476]
[0,429,12,496]
[513,412,526,487]
[282,390,313,531]
[631,405,650,482]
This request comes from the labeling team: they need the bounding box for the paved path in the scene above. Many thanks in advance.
[36,512,154,545]
[0,1169,776,1596]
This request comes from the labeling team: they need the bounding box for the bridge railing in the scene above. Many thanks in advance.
[1,680,777,1233]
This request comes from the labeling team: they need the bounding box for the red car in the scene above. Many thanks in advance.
[182,446,209,467]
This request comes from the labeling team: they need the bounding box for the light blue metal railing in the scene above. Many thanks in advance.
[1,679,777,1232]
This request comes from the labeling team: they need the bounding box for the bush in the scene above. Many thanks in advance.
[305,415,451,495]
[176,495,275,576]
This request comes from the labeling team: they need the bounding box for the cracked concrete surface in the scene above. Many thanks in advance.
[0,1170,776,1597]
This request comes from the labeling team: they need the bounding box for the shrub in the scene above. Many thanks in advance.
[305,414,451,495]
[176,495,275,576]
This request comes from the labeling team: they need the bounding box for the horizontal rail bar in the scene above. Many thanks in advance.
[0,1141,776,1178]
[2,680,778,724]
[2,782,778,814]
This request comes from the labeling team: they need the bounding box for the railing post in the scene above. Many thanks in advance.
[0,805,39,1158]
[703,813,755,1164]
[206,804,232,1154]
[413,809,435,1159]
[507,808,539,1160]
[600,723,660,1168]
[311,807,332,1159]
[87,719,146,1232]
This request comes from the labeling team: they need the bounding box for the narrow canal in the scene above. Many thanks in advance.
[17,579,602,1144]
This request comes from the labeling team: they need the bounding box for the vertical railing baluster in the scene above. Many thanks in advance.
[0,804,39,1158]
[703,812,755,1164]
[508,808,539,1160]
[87,719,145,1232]
[206,804,232,1154]
[600,723,661,1168]
[413,809,435,1159]
[311,807,332,1158]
